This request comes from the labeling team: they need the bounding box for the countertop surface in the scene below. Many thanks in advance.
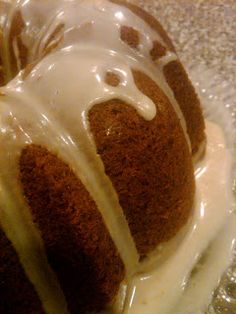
[133,0,235,85]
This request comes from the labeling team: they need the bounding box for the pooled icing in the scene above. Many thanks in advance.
[122,121,235,314]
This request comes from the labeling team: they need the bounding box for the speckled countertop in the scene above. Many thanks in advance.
[133,0,236,85]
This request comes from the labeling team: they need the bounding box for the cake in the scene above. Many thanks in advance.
[0,0,205,313]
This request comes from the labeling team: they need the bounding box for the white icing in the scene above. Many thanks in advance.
[0,96,71,314]
[0,0,190,286]
[21,45,157,120]
[1,0,190,145]
[3,46,144,273]
[123,121,236,314]
[0,185,69,314]
[1,1,230,313]
[0,102,69,314]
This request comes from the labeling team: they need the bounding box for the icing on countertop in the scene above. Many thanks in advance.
[121,121,235,314]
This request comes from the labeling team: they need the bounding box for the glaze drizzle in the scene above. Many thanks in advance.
[0,0,192,312]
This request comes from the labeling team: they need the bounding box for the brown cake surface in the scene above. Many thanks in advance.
[19,144,125,313]
[89,70,195,255]
[0,2,7,85]
[0,229,44,314]
[0,0,205,313]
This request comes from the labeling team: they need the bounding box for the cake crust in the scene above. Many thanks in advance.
[110,0,205,154]
[19,144,125,314]
[0,229,44,314]
[89,69,195,256]
[164,60,205,154]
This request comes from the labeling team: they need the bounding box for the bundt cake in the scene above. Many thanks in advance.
[0,0,205,313]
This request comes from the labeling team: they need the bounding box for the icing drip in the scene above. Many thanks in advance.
[0,187,69,314]
[0,101,69,313]
[2,0,190,145]
[3,44,154,278]
[0,0,196,311]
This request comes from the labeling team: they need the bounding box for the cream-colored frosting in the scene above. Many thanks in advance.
[0,0,187,283]
[0,154,69,314]
[1,0,190,143]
